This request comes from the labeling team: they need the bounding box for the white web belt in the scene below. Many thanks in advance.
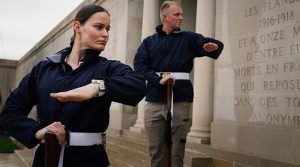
[58,132,106,167]
[156,72,189,80]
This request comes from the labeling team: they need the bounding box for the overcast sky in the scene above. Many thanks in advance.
[0,0,84,60]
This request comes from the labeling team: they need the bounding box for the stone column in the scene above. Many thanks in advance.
[130,0,160,133]
[187,0,216,144]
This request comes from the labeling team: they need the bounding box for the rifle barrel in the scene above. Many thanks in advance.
[165,79,173,167]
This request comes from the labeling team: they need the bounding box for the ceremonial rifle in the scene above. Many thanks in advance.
[165,79,173,167]
[44,131,60,167]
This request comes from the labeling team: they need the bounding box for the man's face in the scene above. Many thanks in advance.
[162,4,183,30]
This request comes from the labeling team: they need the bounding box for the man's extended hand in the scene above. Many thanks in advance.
[159,74,175,85]
[50,83,99,102]
[203,42,218,52]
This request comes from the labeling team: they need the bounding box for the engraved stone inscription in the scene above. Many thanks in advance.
[215,0,300,125]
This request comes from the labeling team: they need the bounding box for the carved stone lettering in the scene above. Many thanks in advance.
[215,0,300,126]
[246,47,284,62]
[244,5,258,17]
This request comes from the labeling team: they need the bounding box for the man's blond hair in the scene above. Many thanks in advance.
[160,1,181,22]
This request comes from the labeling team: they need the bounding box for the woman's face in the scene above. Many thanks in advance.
[77,12,110,51]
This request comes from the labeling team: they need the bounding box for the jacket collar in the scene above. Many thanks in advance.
[47,47,101,64]
[155,24,182,35]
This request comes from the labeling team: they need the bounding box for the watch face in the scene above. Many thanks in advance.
[92,79,105,96]
[99,81,105,90]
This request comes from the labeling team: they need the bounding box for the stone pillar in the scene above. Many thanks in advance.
[130,0,160,132]
[129,98,145,132]
[187,0,216,144]
[140,0,160,40]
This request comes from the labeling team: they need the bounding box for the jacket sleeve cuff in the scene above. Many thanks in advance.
[27,125,42,149]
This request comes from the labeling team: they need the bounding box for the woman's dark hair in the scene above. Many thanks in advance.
[70,5,110,46]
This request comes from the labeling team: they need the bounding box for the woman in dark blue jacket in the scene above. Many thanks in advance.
[0,5,146,167]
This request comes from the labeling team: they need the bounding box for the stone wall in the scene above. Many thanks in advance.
[213,0,300,165]
[0,59,17,112]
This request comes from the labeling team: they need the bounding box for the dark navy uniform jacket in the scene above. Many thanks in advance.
[134,25,224,103]
[0,47,146,167]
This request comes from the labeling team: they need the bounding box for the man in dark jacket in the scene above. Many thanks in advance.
[134,1,223,167]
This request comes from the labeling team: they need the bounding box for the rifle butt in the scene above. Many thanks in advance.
[164,147,172,167]
[44,131,61,167]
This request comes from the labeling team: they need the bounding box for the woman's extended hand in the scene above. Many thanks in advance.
[50,83,99,102]
[35,122,66,145]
